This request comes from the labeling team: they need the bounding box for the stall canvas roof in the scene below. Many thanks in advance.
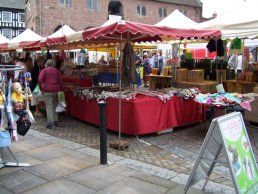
[46,25,76,45]
[63,20,220,47]
[0,29,45,50]
[195,0,258,39]
[155,9,198,29]
[0,34,9,50]
[0,34,9,44]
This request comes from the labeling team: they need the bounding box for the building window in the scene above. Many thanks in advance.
[180,10,187,16]
[18,13,25,23]
[137,5,146,16]
[18,29,24,35]
[86,0,98,11]
[2,29,12,39]
[2,12,12,22]
[159,8,167,18]
[59,0,72,7]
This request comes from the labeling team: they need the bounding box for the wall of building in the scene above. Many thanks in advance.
[25,0,202,37]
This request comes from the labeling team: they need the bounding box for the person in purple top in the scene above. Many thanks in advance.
[38,59,64,129]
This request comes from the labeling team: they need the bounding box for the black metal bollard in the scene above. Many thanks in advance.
[98,100,107,165]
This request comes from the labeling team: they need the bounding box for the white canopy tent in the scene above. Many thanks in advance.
[8,29,44,49]
[47,24,76,38]
[0,34,9,44]
[155,9,197,29]
[196,0,258,39]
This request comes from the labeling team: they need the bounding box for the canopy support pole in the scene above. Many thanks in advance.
[118,34,123,150]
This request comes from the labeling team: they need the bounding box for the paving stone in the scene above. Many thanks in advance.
[66,165,125,191]
[0,153,41,176]
[0,169,47,193]
[10,137,55,153]
[167,185,212,194]
[22,178,95,194]
[95,176,169,194]
[25,154,96,181]
[0,185,14,194]
[24,144,71,161]
[131,172,178,189]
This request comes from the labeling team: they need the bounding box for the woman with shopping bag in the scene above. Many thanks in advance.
[38,59,64,129]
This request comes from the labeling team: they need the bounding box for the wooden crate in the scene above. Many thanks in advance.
[188,69,204,83]
[216,70,227,82]
[176,68,188,82]
[176,81,217,93]
[254,87,258,94]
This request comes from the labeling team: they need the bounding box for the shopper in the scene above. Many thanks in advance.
[38,59,64,129]
[143,52,151,87]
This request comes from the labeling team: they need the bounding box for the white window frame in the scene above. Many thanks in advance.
[59,0,71,7]
[86,0,98,11]
[2,11,12,22]
[18,29,24,35]
[137,5,146,16]
[18,13,25,23]
[159,8,167,18]
[2,28,12,39]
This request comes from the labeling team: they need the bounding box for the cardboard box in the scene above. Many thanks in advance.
[254,87,258,94]
[176,68,188,82]
[244,113,258,122]
[254,94,258,101]
[188,69,204,83]
[176,81,217,93]
[250,100,258,109]
[216,70,227,82]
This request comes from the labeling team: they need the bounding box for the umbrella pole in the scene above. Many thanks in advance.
[242,39,245,73]
[118,35,123,150]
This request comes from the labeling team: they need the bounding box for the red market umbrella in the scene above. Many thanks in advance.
[61,20,221,47]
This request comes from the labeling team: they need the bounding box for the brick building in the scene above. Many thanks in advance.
[25,0,203,37]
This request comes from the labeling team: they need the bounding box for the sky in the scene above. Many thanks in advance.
[201,0,246,18]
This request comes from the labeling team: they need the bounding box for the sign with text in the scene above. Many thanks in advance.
[219,114,258,194]
[185,112,258,194]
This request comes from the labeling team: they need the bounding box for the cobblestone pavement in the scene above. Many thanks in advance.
[31,113,258,189]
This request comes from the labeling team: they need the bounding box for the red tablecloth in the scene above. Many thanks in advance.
[65,91,206,135]
[62,76,92,87]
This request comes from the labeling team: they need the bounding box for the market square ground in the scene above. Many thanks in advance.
[1,110,257,193]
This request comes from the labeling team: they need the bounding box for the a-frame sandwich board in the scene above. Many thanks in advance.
[185,112,258,194]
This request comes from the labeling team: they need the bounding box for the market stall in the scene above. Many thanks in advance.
[65,89,206,135]
[45,19,220,135]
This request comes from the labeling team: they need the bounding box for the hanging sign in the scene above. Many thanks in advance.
[184,112,258,194]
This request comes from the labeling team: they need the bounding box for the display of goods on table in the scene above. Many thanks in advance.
[65,86,206,135]
[98,60,120,73]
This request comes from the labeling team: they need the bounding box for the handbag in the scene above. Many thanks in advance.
[17,115,31,136]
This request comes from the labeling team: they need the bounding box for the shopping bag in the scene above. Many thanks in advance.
[56,92,66,113]
[58,92,66,106]
[56,102,66,113]
[32,84,40,95]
